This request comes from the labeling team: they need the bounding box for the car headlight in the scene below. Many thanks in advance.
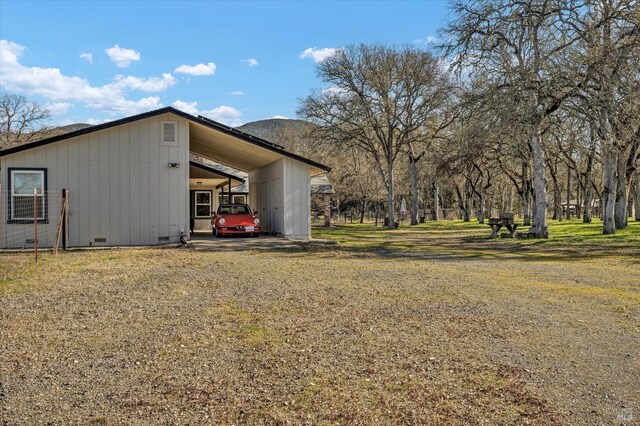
[218,218,226,225]
[254,218,260,225]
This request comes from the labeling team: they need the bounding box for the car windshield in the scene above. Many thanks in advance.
[217,204,250,215]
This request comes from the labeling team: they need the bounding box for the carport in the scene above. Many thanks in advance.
[188,161,245,233]
[185,114,330,239]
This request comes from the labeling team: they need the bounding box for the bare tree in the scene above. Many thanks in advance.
[444,0,593,237]
[572,0,639,233]
[0,94,51,149]
[299,44,450,229]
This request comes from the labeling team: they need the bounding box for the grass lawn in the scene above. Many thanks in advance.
[1,219,638,425]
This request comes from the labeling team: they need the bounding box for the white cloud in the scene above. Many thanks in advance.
[271,115,288,119]
[322,86,350,98]
[0,40,24,66]
[174,62,216,76]
[105,44,140,68]
[299,47,339,63]
[201,105,242,127]
[171,100,242,126]
[112,73,176,92]
[44,102,73,115]
[0,39,172,116]
[230,90,245,96]
[172,100,199,115]
[414,36,438,45]
[241,58,258,67]
[79,52,93,64]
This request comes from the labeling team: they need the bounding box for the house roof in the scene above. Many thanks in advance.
[0,106,331,174]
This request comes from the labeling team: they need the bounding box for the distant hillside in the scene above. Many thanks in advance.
[41,123,93,139]
[47,123,91,137]
[236,118,310,140]
[237,118,327,166]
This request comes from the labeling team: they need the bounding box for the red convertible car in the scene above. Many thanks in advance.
[211,204,261,237]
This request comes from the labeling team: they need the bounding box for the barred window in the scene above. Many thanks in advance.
[9,169,47,222]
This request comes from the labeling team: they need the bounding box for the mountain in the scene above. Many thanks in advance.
[236,118,310,140]
[42,123,93,139]
[236,118,330,170]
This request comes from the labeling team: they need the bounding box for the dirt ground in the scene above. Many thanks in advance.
[1,234,639,424]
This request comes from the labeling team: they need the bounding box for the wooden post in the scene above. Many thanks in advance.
[53,188,68,254]
[34,188,38,262]
[62,188,68,250]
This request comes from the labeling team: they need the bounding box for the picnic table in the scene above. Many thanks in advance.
[488,213,520,238]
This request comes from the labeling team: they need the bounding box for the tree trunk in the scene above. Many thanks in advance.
[477,191,485,223]
[614,153,628,229]
[530,125,548,237]
[583,168,593,224]
[359,198,367,224]
[576,184,582,220]
[583,125,596,223]
[409,155,419,225]
[549,163,561,220]
[565,165,571,220]
[323,194,331,227]
[386,159,395,229]
[602,147,618,234]
[374,203,380,226]
[432,180,439,221]
[455,184,470,222]
[634,174,640,221]
[521,192,530,226]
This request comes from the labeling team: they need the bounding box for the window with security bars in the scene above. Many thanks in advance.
[9,169,47,222]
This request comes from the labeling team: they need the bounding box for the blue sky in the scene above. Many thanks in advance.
[0,1,449,126]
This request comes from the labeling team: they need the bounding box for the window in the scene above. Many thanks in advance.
[218,194,247,205]
[194,191,212,217]
[161,121,178,146]
[8,168,47,223]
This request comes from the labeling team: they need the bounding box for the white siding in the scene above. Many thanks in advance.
[283,158,311,239]
[249,158,311,239]
[0,113,190,247]
[249,159,284,235]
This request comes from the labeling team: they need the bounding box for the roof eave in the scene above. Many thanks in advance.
[0,106,332,173]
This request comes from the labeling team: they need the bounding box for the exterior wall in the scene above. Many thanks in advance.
[249,158,311,239]
[249,159,284,235]
[0,113,190,247]
[283,158,311,239]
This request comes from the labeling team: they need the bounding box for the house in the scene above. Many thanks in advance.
[0,107,330,248]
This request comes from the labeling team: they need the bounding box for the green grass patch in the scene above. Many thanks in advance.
[312,218,640,261]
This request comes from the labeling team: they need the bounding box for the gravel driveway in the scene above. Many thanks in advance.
[1,247,638,425]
